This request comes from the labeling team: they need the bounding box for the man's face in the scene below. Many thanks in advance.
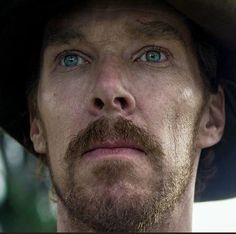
[33,0,207,231]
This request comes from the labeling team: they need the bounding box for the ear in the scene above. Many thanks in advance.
[30,117,47,154]
[197,86,225,149]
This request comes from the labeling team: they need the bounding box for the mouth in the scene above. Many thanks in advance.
[82,140,146,160]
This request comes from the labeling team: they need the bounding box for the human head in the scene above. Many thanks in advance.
[26,0,225,231]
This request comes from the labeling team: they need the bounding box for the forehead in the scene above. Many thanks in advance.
[44,0,191,47]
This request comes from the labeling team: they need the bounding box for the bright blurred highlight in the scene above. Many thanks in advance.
[193,198,236,231]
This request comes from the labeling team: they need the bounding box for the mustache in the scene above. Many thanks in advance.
[65,116,164,162]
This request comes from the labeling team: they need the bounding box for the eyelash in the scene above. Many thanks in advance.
[56,50,90,65]
[133,45,171,62]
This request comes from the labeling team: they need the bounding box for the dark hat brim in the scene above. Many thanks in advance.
[168,0,236,50]
[0,0,236,202]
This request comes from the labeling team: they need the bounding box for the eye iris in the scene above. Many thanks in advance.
[146,51,161,62]
[63,55,79,66]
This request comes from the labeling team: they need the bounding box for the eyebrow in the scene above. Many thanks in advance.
[43,20,185,49]
[43,26,85,49]
[128,20,185,44]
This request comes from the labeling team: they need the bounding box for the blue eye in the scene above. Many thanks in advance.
[140,50,167,63]
[61,54,85,67]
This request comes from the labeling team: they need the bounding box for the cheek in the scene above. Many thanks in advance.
[38,76,90,134]
[37,83,89,174]
[136,77,202,163]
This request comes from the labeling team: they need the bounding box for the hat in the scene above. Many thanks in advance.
[0,0,235,201]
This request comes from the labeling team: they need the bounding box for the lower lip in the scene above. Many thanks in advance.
[83,147,145,160]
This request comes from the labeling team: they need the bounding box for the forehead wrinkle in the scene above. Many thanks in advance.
[127,20,186,45]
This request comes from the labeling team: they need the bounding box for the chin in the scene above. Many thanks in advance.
[74,158,155,194]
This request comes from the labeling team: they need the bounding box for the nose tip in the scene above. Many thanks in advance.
[90,89,136,116]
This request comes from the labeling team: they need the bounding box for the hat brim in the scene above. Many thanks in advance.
[0,0,236,201]
[168,0,236,49]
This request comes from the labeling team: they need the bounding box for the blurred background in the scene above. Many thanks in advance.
[0,129,235,232]
[0,130,56,232]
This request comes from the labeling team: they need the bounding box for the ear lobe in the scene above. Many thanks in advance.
[30,118,47,154]
[197,86,225,149]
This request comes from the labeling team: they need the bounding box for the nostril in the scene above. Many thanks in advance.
[94,98,104,109]
[115,97,128,109]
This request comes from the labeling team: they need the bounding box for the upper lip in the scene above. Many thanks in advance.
[82,140,145,155]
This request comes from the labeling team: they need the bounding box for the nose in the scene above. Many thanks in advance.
[88,60,136,116]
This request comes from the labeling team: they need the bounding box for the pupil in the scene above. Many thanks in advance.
[65,55,78,66]
[147,51,160,61]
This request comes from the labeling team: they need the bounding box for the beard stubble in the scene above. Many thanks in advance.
[47,115,200,232]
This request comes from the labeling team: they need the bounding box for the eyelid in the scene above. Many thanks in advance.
[132,45,172,62]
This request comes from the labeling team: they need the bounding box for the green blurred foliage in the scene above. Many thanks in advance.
[0,131,56,232]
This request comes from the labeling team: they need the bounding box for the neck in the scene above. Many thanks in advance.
[56,181,195,232]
